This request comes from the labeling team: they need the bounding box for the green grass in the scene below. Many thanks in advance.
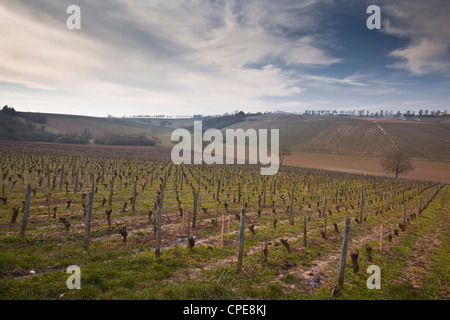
[0,141,447,300]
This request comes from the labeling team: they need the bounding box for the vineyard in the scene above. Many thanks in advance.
[0,141,448,300]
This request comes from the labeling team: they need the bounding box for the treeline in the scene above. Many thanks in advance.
[2,105,48,124]
[96,133,161,146]
[185,111,246,132]
[0,110,55,142]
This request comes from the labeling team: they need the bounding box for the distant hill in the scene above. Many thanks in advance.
[0,109,171,147]
[43,113,173,146]
[223,113,450,161]
[1,108,449,161]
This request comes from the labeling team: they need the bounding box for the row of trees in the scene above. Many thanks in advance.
[96,133,161,146]
[300,109,448,117]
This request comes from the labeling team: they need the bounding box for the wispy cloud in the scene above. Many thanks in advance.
[0,0,448,116]
[0,0,341,115]
[383,0,450,75]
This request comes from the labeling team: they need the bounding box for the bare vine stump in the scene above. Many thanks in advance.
[115,222,127,243]
[105,209,112,227]
[365,244,373,262]
[280,239,291,254]
[188,237,195,248]
[262,240,269,263]
[350,249,359,273]
[11,207,19,224]
[59,217,71,232]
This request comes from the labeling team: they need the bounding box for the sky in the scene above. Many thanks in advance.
[0,0,449,117]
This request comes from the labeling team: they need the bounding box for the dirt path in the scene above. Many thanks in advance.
[287,223,384,292]
[166,207,402,290]
[392,189,448,296]
[372,121,398,151]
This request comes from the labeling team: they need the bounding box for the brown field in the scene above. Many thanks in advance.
[284,151,450,182]
[4,140,447,182]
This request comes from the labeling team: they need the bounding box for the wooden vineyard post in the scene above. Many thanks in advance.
[237,209,246,271]
[74,170,79,194]
[59,162,64,191]
[109,176,114,206]
[323,192,327,235]
[220,213,225,246]
[289,178,295,225]
[186,208,192,249]
[215,204,219,219]
[216,180,221,202]
[336,217,351,290]
[337,217,351,290]
[181,207,187,231]
[20,185,31,238]
[263,182,266,207]
[238,182,241,204]
[91,173,95,195]
[379,223,383,252]
[192,193,198,228]
[402,203,406,226]
[227,216,230,240]
[192,175,200,228]
[418,197,422,215]
[47,192,51,218]
[83,193,93,249]
[155,175,166,257]
[47,161,50,188]
[359,187,364,224]
[132,181,137,212]
[303,214,307,247]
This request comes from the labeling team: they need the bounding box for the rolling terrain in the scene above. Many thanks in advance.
[224,113,450,161]
[44,114,174,146]
[2,110,449,181]
[38,112,450,161]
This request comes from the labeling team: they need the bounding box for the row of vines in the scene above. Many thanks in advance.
[0,141,446,295]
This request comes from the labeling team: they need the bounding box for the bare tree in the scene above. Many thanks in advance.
[381,151,413,178]
[279,144,292,166]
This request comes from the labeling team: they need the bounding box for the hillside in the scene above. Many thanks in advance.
[1,109,449,161]
[223,114,450,161]
[42,113,174,147]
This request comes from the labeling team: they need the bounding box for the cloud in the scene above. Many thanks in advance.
[1,0,448,116]
[389,39,449,75]
[0,0,343,115]
[382,0,450,75]
[300,74,367,87]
